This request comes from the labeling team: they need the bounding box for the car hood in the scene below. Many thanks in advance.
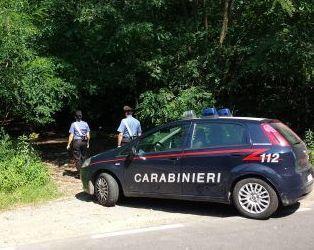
[91,148,119,163]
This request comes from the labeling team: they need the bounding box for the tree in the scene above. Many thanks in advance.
[0,0,74,126]
[1,0,312,133]
[137,87,216,126]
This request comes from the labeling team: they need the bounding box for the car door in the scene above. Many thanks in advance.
[180,121,250,200]
[124,122,191,196]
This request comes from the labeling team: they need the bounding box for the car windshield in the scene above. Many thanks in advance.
[137,125,188,153]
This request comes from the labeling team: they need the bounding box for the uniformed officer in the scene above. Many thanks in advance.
[67,110,91,171]
[117,106,142,147]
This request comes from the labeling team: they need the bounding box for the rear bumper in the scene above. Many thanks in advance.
[280,168,314,206]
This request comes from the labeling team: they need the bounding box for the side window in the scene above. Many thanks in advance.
[191,123,248,149]
[117,144,132,157]
[137,124,189,154]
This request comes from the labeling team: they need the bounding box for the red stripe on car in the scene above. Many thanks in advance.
[90,148,269,166]
[242,148,268,161]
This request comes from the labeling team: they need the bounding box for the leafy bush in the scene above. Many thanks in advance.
[0,130,57,208]
[304,129,314,165]
[305,129,314,150]
[137,86,215,126]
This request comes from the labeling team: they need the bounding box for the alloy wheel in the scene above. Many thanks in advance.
[95,177,109,203]
[238,182,270,214]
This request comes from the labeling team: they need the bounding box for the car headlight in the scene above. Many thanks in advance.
[82,158,91,168]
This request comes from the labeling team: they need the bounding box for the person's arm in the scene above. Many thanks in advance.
[86,123,91,148]
[86,132,90,148]
[117,120,125,147]
[118,133,123,147]
[67,133,74,150]
[67,123,75,150]
[138,123,142,137]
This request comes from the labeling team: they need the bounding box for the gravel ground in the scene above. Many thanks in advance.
[0,194,228,247]
[1,189,314,248]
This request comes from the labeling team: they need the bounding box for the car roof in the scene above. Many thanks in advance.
[180,116,275,123]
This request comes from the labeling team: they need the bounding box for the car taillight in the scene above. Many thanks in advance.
[261,123,290,146]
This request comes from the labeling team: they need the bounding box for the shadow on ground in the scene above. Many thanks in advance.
[75,191,238,218]
[272,202,300,218]
[63,169,80,179]
[75,191,301,219]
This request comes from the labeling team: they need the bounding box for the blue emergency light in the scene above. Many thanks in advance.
[217,108,232,117]
[202,107,218,117]
[202,107,232,118]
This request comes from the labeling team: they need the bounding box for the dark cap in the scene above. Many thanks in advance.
[123,106,133,112]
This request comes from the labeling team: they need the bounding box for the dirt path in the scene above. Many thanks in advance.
[47,162,82,197]
[34,132,116,197]
[35,137,82,197]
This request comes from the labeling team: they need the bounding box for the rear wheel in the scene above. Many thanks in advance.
[233,178,278,219]
[95,173,119,207]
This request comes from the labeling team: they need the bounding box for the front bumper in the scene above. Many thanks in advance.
[80,167,95,195]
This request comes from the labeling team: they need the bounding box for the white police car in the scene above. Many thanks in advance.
[80,108,313,219]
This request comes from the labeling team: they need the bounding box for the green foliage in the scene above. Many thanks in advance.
[304,129,314,165]
[305,129,314,150]
[0,0,74,125]
[18,58,74,124]
[0,0,313,133]
[0,130,58,208]
[137,87,215,126]
[271,0,296,16]
[0,182,58,210]
[33,0,313,132]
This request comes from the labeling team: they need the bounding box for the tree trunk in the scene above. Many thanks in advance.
[219,0,233,45]
[204,0,208,31]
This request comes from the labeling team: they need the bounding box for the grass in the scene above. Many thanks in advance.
[0,181,59,210]
[0,132,61,211]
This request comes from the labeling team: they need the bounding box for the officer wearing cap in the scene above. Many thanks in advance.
[117,106,142,147]
[67,110,91,171]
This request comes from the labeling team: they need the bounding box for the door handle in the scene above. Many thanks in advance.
[168,157,179,161]
[229,153,243,157]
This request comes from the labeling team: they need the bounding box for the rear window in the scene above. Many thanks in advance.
[248,123,270,144]
[191,123,248,149]
[271,122,302,145]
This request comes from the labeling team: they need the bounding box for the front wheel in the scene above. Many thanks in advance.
[233,178,279,219]
[95,173,119,207]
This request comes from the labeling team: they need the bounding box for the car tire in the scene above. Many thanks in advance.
[233,178,278,219]
[95,173,119,207]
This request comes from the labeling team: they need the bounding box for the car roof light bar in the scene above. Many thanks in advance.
[217,108,232,117]
[202,107,219,118]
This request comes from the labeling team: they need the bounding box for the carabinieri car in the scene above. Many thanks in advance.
[80,113,313,219]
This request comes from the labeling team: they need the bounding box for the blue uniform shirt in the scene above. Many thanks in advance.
[117,115,142,138]
[69,121,90,140]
